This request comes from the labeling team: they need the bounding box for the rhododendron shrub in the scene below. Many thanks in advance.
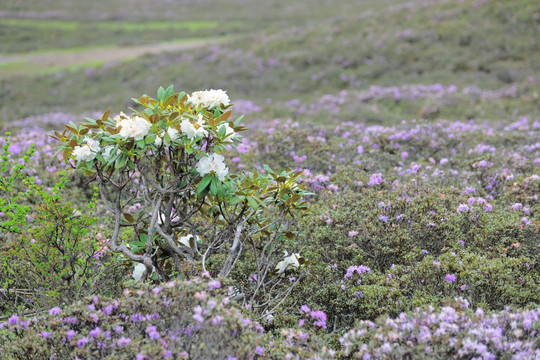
[0,278,269,359]
[55,86,309,311]
[339,298,540,359]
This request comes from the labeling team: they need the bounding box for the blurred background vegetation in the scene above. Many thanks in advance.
[1,0,538,125]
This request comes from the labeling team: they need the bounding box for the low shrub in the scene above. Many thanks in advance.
[0,277,267,360]
[339,298,540,359]
[0,136,123,314]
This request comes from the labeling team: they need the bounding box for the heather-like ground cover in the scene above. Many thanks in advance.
[1,0,540,359]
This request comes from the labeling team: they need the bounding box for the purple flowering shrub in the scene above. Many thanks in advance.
[242,118,540,340]
[0,277,268,360]
[339,298,540,359]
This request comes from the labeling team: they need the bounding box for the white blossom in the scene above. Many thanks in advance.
[178,234,199,248]
[132,263,155,281]
[180,115,208,139]
[218,123,236,143]
[167,127,179,140]
[117,115,151,140]
[154,135,162,147]
[196,153,228,181]
[73,137,101,162]
[275,251,301,275]
[188,89,230,109]
[113,111,129,126]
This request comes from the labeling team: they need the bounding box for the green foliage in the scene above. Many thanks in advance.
[0,135,123,315]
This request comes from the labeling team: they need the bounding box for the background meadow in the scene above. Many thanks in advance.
[1,0,540,358]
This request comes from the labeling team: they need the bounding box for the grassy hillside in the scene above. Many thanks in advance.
[2,0,537,123]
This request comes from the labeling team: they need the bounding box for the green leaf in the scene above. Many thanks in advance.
[246,196,258,210]
[218,124,226,139]
[229,196,244,205]
[136,139,146,149]
[197,174,213,195]
[115,154,127,169]
[210,176,219,197]
[157,86,165,100]
[234,115,244,126]
[145,133,156,145]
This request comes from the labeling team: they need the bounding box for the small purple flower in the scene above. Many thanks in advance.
[368,173,383,186]
[445,274,456,283]
[102,304,114,316]
[8,314,19,325]
[117,337,132,347]
[40,330,51,338]
[145,326,160,339]
[432,261,441,269]
[460,284,468,291]
[66,330,76,341]
[48,307,61,316]
[422,249,428,254]
[77,337,89,348]
[484,203,493,212]
[344,265,371,279]
[208,280,221,290]
[299,319,305,327]
[300,305,310,313]
[256,346,264,355]
[89,327,101,338]
[456,204,469,213]
[379,215,388,222]
[522,217,532,225]
[512,203,523,210]
[348,230,358,237]
[467,197,475,205]
[310,310,327,329]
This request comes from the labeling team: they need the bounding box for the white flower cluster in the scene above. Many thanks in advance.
[115,113,152,141]
[275,251,301,275]
[73,137,101,162]
[196,153,229,181]
[181,115,208,139]
[188,89,230,109]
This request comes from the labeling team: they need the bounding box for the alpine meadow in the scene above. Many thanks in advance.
[1,0,540,359]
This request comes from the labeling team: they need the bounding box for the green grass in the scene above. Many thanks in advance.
[0,18,220,31]
[0,36,230,76]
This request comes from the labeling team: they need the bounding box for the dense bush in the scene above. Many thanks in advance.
[0,136,123,314]
[0,277,266,359]
[339,298,540,359]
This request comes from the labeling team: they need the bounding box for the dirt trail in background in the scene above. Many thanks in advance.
[0,38,225,73]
